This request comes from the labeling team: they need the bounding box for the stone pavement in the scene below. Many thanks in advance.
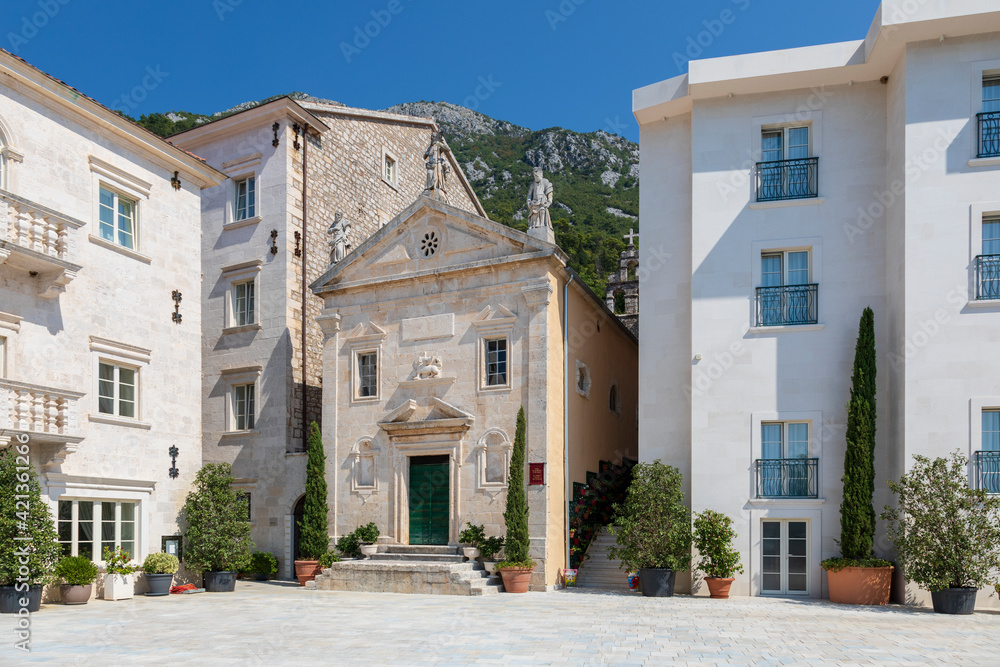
[2,581,997,665]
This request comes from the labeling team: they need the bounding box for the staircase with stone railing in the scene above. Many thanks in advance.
[574,527,630,591]
[312,545,503,596]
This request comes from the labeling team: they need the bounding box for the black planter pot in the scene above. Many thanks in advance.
[0,585,43,613]
[930,587,977,615]
[639,568,676,597]
[203,571,237,592]
[144,573,174,596]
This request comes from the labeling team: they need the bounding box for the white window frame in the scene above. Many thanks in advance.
[56,498,139,562]
[88,337,151,428]
[221,260,263,332]
[221,366,262,434]
[472,308,516,393]
[354,349,379,400]
[969,59,1000,164]
[97,361,139,421]
[88,156,151,261]
[233,175,256,222]
[97,186,137,250]
[760,125,812,162]
[749,410,824,500]
[760,250,811,287]
[381,148,399,189]
[760,421,812,459]
[232,382,256,432]
[749,237,824,332]
[345,326,386,404]
[750,111,824,208]
[968,202,1000,306]
[220,153,262,229]
[476,430,512,493]
[482,336,511,390]
[232,279,256,327]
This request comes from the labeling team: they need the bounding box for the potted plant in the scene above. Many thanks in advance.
[102,546,138,601]
[336,531,362,559]
[142,552,179,596]
[295,422,329,585]
[459,522,486,560]
[479,535,505,575]
[0,447,61,613]
[53,556,98,605]
[608,460,692,597]
[692,510,743,599]
[318,550,341,569]
[881,452,1000,614]
[497,407,535,593]
[183,462,254,592]
[244,551,278,581]
[821,308,893,604]
[356,522,380,558]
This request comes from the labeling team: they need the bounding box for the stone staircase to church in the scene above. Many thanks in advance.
[311,545,503,596]
[574,527,630,591]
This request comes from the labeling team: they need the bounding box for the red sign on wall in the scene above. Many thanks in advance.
[529,463,545,486]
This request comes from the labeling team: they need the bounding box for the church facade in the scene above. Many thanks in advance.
[311,196,638,590]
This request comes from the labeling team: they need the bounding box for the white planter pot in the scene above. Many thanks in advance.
[462,547,481,560]
[103,573,134,601]
[483,561,498,576]
[360,544,378,557]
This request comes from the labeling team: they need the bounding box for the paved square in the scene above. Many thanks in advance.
[2,582,997,665]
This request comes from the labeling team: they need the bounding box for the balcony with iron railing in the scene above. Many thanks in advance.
[978,111,1000,159]
[755,458,819,499]
[755,284,818,327]
[975,255,1000,300]
[975,450,1000,494]
[755,157,819,202]
[0,190,83,298]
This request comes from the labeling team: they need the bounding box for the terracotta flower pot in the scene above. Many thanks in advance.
[826,566,893,605]
[293,560,322,586]
[499,566,534,593]
[704,577,735,599]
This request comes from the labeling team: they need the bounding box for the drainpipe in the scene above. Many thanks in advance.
[301,124,309,452]
[564,273,574,571]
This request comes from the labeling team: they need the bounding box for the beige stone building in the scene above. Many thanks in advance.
[171,99,484,577]
[311,196,638,590]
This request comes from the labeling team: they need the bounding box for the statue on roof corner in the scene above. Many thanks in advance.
[526,167,553,230]
[423,131,450,200]
[328,212,351,264]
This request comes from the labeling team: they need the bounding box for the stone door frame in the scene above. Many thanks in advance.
[391,439,462,546]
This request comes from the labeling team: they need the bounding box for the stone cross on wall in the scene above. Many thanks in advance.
[624,228,638,246]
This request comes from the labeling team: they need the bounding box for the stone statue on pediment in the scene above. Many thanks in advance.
[423,132,451,200]
[526,167,553,230]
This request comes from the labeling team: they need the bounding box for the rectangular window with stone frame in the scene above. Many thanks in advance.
[234,176,256,221]
[233,383,255,431]
[357,351,378,398]
[98,362,137,419]
[57,499,136,560]
[485,338,508,387]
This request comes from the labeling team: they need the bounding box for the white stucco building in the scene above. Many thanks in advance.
[0,49,224,595]
[634,2,1000,607]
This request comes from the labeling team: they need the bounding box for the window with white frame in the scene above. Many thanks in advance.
[985,74,1000,113]
[98,362,137,419]
[384,154,397,185]
[485,338,508,387]
[234,176,256,221]
[233,280,255,326]
[757,125,817,202]
[762,126,810,162]
[758,422,815,499]
[980,410,1000,494]
[978,217,1000,300]
[357,351,378,398]
[757,250,816,326]
[98,186,136,250]
[233,383,256,431]
[57,499,136,560]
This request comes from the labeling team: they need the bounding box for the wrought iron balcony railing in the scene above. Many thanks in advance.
[975,450,1000,494]
[978,111,1000,159]
[755,284,818,327]
[755,458,819,498]
[975,254,1000,300]
[755,157,819,202]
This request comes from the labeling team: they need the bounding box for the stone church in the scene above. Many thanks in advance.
[310,195,638,590]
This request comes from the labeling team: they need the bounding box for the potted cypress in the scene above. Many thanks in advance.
[102,546,138,601]
[497,407,535,593]
[183,462,254,592]
[141,552,179,596]
[295,422,329,585]
[54,556,99,605]
[692,510,743,599]
[821,307,893,604]
[0,447,61,613]
[608,460,692,597]
[881,453,1000,614]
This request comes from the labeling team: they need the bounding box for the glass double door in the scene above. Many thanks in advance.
[761,520,808,595]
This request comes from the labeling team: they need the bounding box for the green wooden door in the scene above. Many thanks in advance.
[409,456,450,545]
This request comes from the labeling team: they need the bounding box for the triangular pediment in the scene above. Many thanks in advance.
[311,196,564,293]
[345,321,387,341]
[378,397,475,434]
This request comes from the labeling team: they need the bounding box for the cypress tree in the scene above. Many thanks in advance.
[839,307,877,560]
[503,407,531,565]
[298,421,329,560]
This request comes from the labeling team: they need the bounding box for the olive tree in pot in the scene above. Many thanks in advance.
[497,408,535,593]
[0,448,61,613]
[608,460,692,597]
[821,307,894,605]
[183,462,254,592]
[881,452,1000,614]
[296,422,330,585]
[692,510,743,599]
[142,552,179,596]
[54,556,99,605]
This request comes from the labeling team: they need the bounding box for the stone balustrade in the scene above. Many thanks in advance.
[0,378,85,443]
[0,190,82,263]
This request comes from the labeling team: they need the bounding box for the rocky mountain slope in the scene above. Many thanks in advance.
[136,98,639,296]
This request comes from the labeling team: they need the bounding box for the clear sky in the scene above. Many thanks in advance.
[6,0,880,141]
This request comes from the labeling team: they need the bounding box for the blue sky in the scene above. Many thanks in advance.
[6,0,879,141]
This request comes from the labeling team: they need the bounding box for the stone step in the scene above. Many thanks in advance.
[380,545,461,556]
[313,559,500,596]
[367,553,465,563]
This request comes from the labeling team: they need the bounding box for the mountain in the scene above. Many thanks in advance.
[135,98,639,297]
